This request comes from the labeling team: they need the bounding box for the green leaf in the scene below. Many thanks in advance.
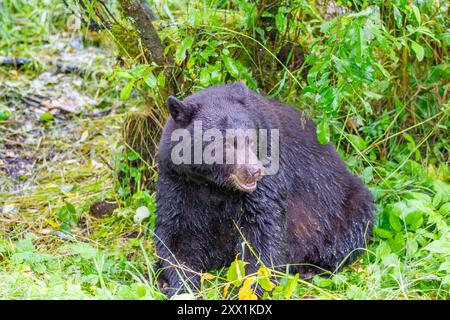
[257,266,275,291]
[199,68,211,86]
[275,12,287,34]
[381,253,399,267]
[363,91,383,100]
[347,134,367,150]
[389,212,403,232]
[120,80,135,101]
[439,203,450,216]
[222,55,239,78]
[136,284,146,298]
[432,192,443,208]
[374,227,392,239]
[227,258,246,286]
[40,112,54,121]
[410,4,421,25]
[392,5,403,28]
[282,273,299,299]
[64,201,76,214]
[127,151,139,161]
[410,41,424,61]
[114,71,133,79]
[316,116,330,145]
[71,243,97,259]
[389,232,405,252]
[0,108,11,121]
[433,181,450,203]
[313,276,333,288]
[361,167,373,184]
[144,72,157,88]
[442,275,450,285]
[425,236,450,254]
[438,260,450,273]
[175,36,194,64]
[157,72,166,87]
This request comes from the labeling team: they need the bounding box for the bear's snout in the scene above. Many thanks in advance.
[246,163,263,180]
[230,162,264,193]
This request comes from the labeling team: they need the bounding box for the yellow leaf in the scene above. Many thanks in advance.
[201,273,215,281]
[257,265,271,278]
[238,276,257,300]
[238,288,257,300]
[45,218,60,229]
[257,266,275,291]
[223,283,231,299]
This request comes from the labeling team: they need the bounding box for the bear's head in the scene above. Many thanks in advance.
[157,83,267,193]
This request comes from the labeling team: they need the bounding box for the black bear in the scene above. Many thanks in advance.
[155,83,374,296]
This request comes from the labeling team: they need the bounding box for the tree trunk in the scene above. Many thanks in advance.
[118,0,175,95]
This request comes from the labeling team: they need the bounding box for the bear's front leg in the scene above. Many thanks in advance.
[234,216,287,297]
[155,234,201,297]
[237,213,288,275]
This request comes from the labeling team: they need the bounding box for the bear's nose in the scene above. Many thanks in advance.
[248,164,263,179]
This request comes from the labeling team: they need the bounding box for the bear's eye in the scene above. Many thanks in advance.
[233,136,253,148]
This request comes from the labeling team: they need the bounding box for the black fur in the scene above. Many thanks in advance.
[155,83,374,295]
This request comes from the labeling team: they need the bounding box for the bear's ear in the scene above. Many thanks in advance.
[167,96,191,123]
[232,82,249,103]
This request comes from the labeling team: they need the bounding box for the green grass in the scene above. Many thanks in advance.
[0,0,449,300]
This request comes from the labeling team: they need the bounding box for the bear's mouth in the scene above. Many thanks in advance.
[230,174,260,193]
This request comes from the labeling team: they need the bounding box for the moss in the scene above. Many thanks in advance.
[110,22,148,60]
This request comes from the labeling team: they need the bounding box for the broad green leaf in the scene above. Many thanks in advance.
[257,266,275,291]
[0,108,11,121]
[381,253,399,267]
[363,91,383,100]
[316,117,330,145]
[410,41,424,61]
[275,12,287,34]
[389,212,403,232]
[157,72,166,87]
[40,112,54,121]
[433,181,450,203]
[393,5,403,28]
[410,4,421,25]
[432,193,442,208]
[175,36,194,64]
[71,243,97,259]
[144,72,157,88]
[64,201,76,214]
[282,273,299,299]
[361,167,373,184]
[313,276,333,288]
[389,232,405,252]
[222,55,239,78]
[114,71,133,79]
[120,80,135,101]
[438,260,450,273]
[374,227,392,239]
[439,203,450,216]
[425,236,450,254]
[347,134,367,150]
[227,258,247,286]
[136,284,146,298]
